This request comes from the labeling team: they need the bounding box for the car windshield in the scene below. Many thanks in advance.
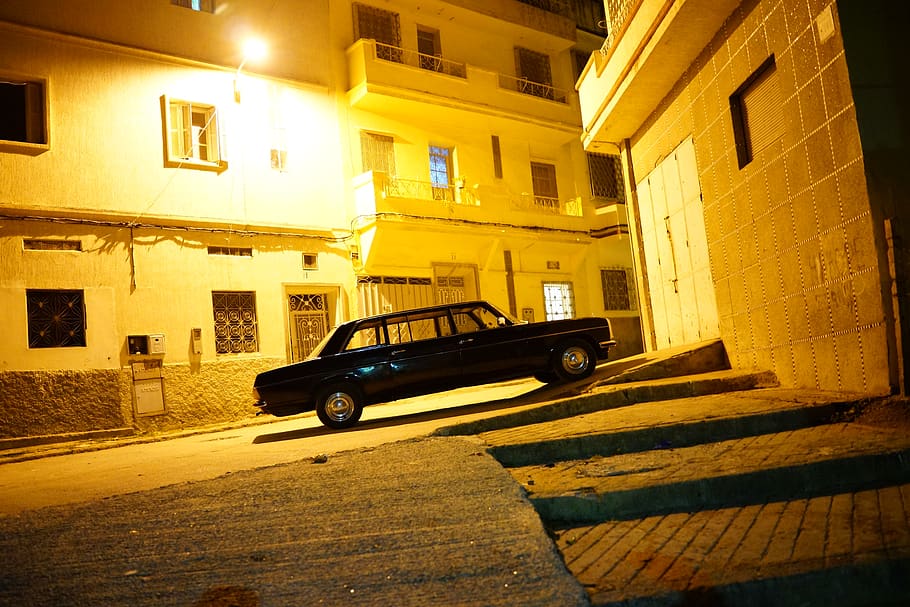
[305,327,339,360]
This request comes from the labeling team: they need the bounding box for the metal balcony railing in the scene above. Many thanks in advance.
[498,74,568,103]
[513,193,583,216]
[382,177,479,206]
[604,0,638,54]
[373,42,467,78]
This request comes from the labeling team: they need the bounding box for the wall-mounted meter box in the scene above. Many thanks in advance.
[128,334,166,356]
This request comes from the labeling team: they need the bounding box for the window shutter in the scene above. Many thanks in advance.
[741,63,783,157]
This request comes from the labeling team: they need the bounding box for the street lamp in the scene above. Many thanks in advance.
[234,38,267,102]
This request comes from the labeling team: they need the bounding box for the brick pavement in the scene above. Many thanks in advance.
[554,483,910,605]
[478,388,910,605]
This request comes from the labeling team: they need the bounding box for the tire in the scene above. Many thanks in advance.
[551,339,596,381]
[315,383,364,429]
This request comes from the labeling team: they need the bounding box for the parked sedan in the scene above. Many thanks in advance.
[253,300,616,429]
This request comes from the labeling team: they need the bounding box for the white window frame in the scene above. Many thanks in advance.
[160,95,227,172]
[0,73,49,155]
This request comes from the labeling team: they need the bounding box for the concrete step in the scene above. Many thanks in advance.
[483,388,863,468]
[511,420,910,525]
[554,483,910,606]
[435,369,778,437]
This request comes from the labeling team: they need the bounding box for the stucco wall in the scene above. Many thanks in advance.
[0,357,281,439]
[628,0,890,394]
[0,369,128,438]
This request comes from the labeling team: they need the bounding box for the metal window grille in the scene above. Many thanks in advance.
[601,268,635,311]
[354,3,401,61]
[587,152,624,201]
[360,132,396,174]
[543,282,575,320]
[212,291,259,354]
[27,289,86,348]
[515,47,554,99]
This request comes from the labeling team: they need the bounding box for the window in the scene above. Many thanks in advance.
[543,282,575,321]
[587,153,624,202]
[429,145,452,200]
[531,161,559,209]
[360,132,396,174]
[515,47,554,100]
[212,291,259,354]
[171,0,215,12]
[207,246,252,256]
[0,77,47,152]
[354,3,402,62]
[417,26,442,72]
[601,268,636,311]
[24,239,81,251]
[345,320,386,351]
[302,253,318,270]
[27,289,86,348]
[161,96,225,171]
[731,56,784,169]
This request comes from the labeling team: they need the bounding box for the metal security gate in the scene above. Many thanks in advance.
[287,293,329,362]
[356,276,434,317]
[636,137,719,348]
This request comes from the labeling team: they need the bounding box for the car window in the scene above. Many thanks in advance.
[344,321,386,351]
[386,316,411,345]
[451,310,483,334]
[451,305,505,334]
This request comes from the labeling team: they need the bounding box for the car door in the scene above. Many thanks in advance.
[384,311,462,398]
[453,304,539,384]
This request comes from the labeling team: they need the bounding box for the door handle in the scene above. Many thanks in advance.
[391,349,407,355]
[458,338,474,345]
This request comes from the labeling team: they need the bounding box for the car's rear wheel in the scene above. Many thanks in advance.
[315,384,364,429]
[551,339,596,381]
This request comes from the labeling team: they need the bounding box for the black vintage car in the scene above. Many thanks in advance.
[253,300,615,429]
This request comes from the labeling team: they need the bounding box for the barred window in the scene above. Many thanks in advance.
[601,268,636,311]
[212,291,259,354]
[587,153,624,202]
[543,282,574,320]
[27,289,86,348]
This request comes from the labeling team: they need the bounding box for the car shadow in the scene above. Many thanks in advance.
[251,374,601,445]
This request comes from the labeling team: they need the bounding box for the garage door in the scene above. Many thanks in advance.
[636,137,719,348]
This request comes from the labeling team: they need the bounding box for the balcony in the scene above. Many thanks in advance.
[346,39,581,144]
[577,0,741,151]
[352,170,592,270]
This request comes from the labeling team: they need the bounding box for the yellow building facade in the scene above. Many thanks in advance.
[0,0,641,439]
[578,0,909,396]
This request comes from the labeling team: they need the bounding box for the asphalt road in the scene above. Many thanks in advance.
[0,378,547,516]
[0,379,591,606]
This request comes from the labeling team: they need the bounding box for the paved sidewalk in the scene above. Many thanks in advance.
[478,388,910,606]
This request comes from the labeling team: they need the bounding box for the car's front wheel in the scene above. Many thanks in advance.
[551,339,596,381]
[315,384,364,429]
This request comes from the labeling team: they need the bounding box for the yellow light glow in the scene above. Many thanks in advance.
[241,38,267,64]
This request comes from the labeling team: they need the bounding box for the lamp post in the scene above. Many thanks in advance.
[234,38,267,102]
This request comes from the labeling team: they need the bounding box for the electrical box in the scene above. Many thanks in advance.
[191,328,203,355]
[128,333,165,356]
[131,359,165,416]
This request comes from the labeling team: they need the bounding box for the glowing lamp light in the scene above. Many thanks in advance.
[234,38,267,102]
